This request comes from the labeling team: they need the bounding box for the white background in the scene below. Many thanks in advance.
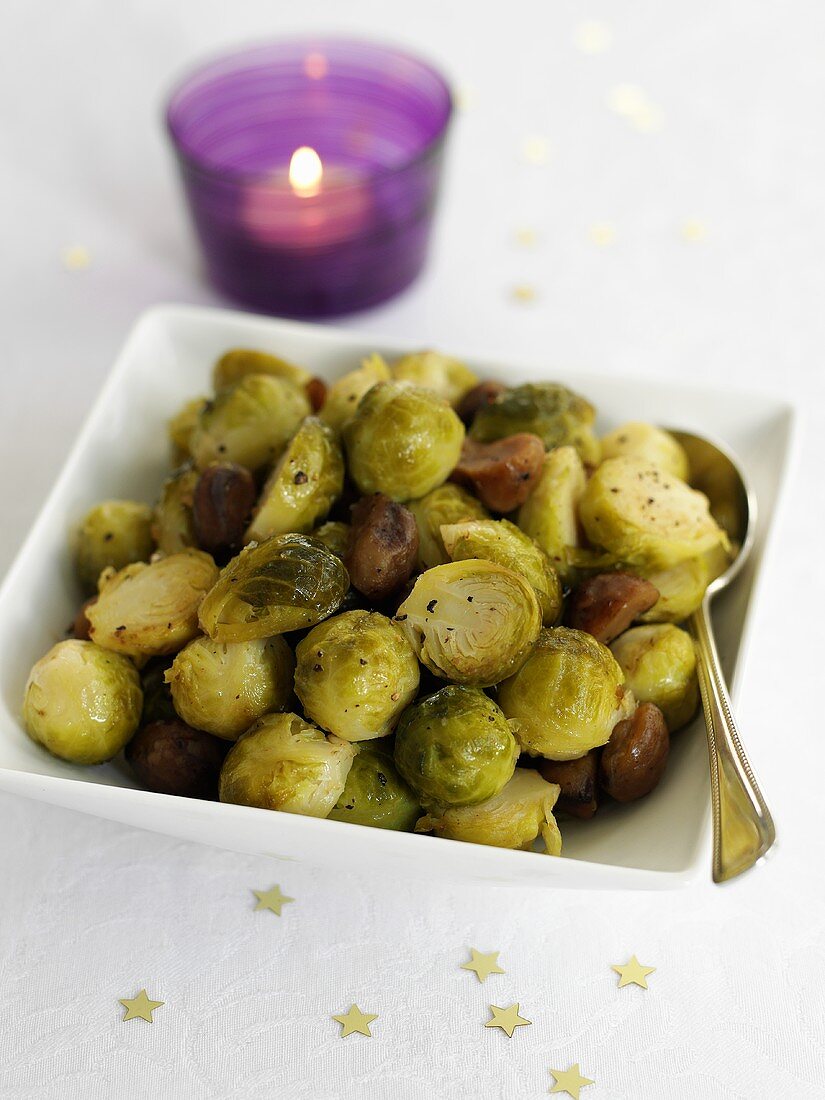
[1,2,824,1097]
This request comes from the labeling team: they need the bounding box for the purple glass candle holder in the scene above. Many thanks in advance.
[166,39,453,318]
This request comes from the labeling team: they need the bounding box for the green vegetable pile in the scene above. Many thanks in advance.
[22,347,731,856]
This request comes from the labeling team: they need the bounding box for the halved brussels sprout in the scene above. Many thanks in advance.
[23,639,142,764]
[610,623,698,731]
[166,635,295,740]
[441,518,563,626]
[169,397,207,464]
[190,374,310,472]
[295,610,419,741]
[470,382,600,464]
[391,350,479,405]
[579,456,730,572]
[310,520,351,559]
[408,484,489,570]
[517,446,587,584]
[152,465,198,555]
[415,769,562,854]
[638,556,710,623]
[74,500,155,593]
[219,711,356,817]
[498,626,634,760]
[212,348,311,391]
[199,533,349,642]
[87,550,219,658]
[320,353,391,433]
[329,743,421,830]
[601,422,690,481]
[394,560,541,686]
[343,381,465,502]
[245,418,344,542]
[643,540,730,623]
[394,686,518,808]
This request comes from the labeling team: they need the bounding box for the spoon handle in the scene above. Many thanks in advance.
[690,600,776,883]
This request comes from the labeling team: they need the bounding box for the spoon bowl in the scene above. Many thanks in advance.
[665,428,775,883]
[668,428,756,592]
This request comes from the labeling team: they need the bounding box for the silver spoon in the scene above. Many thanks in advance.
[669,429,776,883]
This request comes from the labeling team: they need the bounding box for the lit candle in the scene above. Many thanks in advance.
[241,144,372,250]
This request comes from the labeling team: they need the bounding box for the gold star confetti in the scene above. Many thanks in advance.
[484,1003,531,1037]
[332,1004,378,1037]
[612,954,656,988]
[606,85,664,133]
[252,884,294,916]
[606,83,647,117]
[521,136,551,165]
[61,244,91,271]
[119,990,164,1023]
[514,227,539,247]
[588,222,616,247]
[511,284,538,303]
[461,948,505,983]
[682,218,708,242]
[455,85,478,111]
[549,1063,594,1098]
[574,19,612,54]
[630,103,665,133]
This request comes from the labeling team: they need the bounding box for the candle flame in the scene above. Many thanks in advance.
[289,146,323,198]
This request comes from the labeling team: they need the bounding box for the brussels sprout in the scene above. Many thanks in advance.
[343,381,465,502]
[470,382,600,464]
[169,397,207,464]
[87,550,219,658]
[391,350,479,405]
[638,557,710,623]
[610,623,699,731]
[579,456,730,573]
[23,639,142,764]
[311,520,351,558]
[140,657,177,725]
[498,626,634,760]
[408,484,489,570]
[199,533,349,642]
[394,686,518,808]
[441,519,563,626]
[601,422,690,481]
[638,543,730,624]
[328,743,421,830]
[74,500,155,593]
[517,446,586,584]
[152,465,199,555]
[245,418,344,542]
[295,611,419,741]
[166,635,295,740]
[212,348,311,392]
[394,560,541,687]
[416,769,562,854]
[190,374,310,472]
[320,353,391,433]
[219,712,356,817]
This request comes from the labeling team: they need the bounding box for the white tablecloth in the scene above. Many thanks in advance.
[1,3,824,1097]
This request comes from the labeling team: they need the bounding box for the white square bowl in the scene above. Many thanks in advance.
[0,305,798,889]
